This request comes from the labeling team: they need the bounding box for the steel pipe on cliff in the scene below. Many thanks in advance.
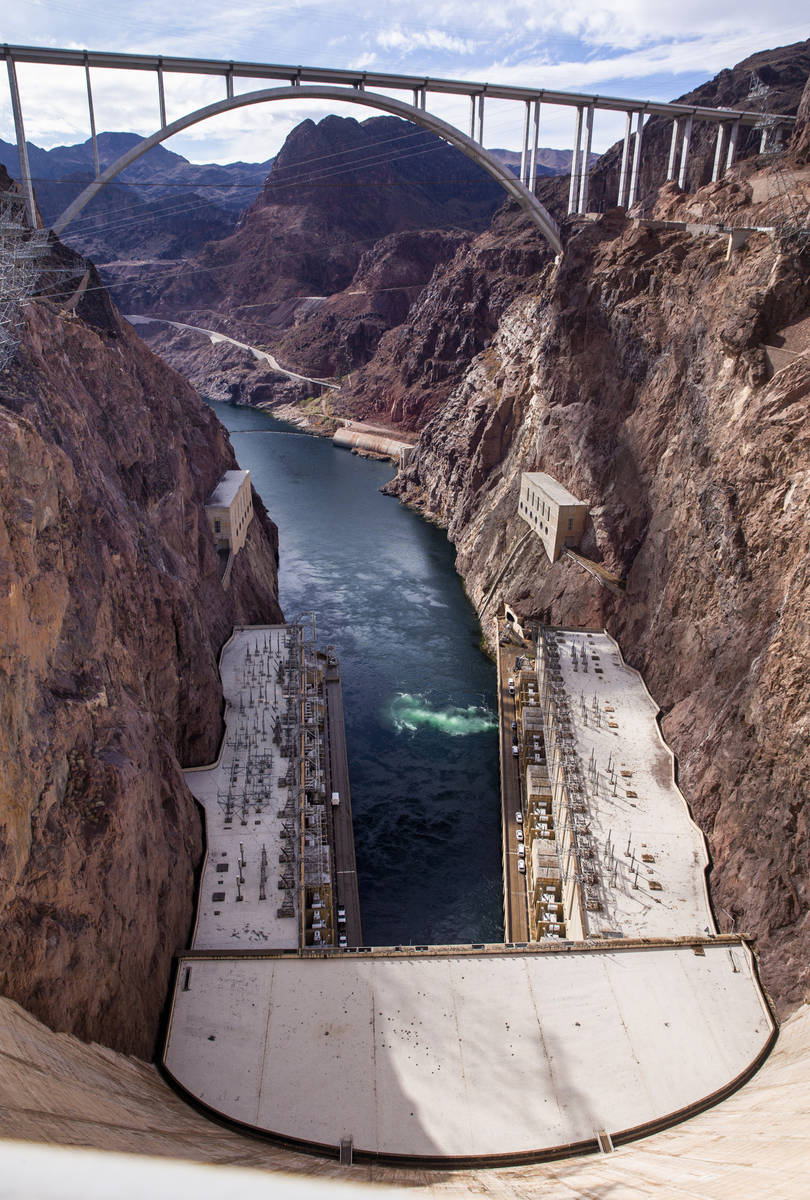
[332,427,414,462]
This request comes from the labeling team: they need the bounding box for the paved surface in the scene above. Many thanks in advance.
[164,941,773,1160]
[163,623,773,1165]
[184,626,299,951]
[126,314,338,389]
[495,621,529,942]
[541,630,715,938]
[324,665,362,946]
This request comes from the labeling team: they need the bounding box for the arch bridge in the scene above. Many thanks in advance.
[2,44,798,257]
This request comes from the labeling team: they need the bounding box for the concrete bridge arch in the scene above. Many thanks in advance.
[50,84,563,255]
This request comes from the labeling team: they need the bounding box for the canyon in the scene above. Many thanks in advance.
[0,30,808,1195]
[123,41,810,1017]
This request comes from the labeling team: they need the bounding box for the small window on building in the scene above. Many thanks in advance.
[568,518,573,531]
[214,519,221,533]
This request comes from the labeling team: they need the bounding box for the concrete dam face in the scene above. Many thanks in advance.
[1,993,808,1197]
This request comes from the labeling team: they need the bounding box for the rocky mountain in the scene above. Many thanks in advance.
[0,169,282,1056]
[489,146,598,176]
[0,132,273,262]
[333,204,554,427]
[113,114,508,337]
[125,43,810,417]
[311,40,810,434]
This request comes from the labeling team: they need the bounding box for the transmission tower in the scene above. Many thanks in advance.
[0,192,49,371]
[767,159,810,252]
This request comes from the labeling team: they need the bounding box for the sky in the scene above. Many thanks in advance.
[2,1,808,164]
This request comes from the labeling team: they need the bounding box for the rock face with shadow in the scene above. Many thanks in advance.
[385,146,810,1013]
[113,115,504,326]
[0,209,282,1057]
[335,203,555,430]
[117,114,509,401]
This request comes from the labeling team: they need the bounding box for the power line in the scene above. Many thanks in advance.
[45,136,505,243]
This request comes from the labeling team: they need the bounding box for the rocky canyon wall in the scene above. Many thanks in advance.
[0,226,282,1058]
[388,157,810,1014]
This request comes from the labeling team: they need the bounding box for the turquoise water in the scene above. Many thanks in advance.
[207,400,503,945]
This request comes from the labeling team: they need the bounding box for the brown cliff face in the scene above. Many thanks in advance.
[790,76,810,163]
[275,228,472,379]
[113,114,511,402]
[0,239,282,1057]
[337,204,554,429]
[390,170,810,1015]
[134,228,473,405]
[114,115,504,329]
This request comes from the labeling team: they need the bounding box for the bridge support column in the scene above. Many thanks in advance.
[617,111,632,208]
[5,58,37,227]
[476,93,485,144]
[226,67,234,99]
[468,94,475,139]
[666,118,680,181]
[711,123,726,182]
[567,105,584,215]
[520,100,531,185]
[157,61,167,128]
[627,112,644,208]
[84,58,100,178]
[528,99,541,192]
[759,123,770,154]
[725,119,741,171]
[577,103,594,213]
[677,115,693,189]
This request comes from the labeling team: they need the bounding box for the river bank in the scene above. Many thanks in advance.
[261,398,418,463]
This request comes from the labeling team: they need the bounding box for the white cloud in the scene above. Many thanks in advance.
[376,27,477,55]
[1,0,806,163]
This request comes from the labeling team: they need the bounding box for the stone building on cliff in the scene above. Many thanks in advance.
[205,469,254,556]
[518,471,587,562]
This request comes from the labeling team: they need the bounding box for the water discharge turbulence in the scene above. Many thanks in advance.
[389,692,498,736]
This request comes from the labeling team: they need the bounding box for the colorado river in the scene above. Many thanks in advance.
[208,399,503,945]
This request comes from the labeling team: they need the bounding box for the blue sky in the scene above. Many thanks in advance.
[2,1,808,162]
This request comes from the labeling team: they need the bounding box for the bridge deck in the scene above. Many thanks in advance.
[2,43,795,125]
